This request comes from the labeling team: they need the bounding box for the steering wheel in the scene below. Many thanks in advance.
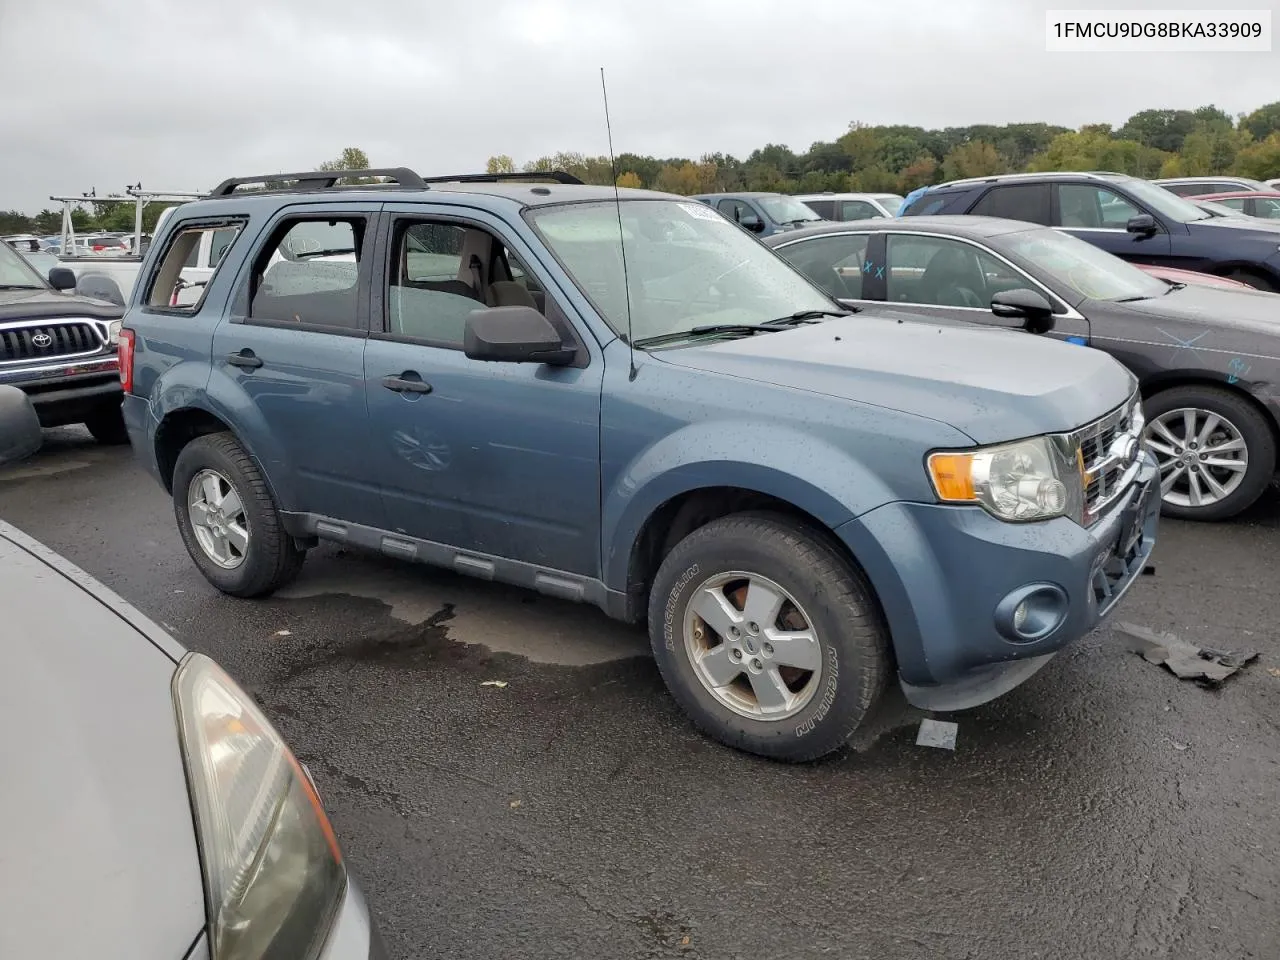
[953,285,985,309]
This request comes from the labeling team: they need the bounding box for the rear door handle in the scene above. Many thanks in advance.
[381,372,432,395]
[226,350,263,370]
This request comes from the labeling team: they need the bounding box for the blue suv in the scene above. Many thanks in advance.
[905,171,1280,291]
[119,166,1158,761]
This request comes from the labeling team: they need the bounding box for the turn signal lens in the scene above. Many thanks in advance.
[926,453,976,501]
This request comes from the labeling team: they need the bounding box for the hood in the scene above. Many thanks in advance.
[1189,216,1280,237]
[1117,284,1280,354]
[656,313,1134,443]
[0,285,123,321]
[0,524,204,959]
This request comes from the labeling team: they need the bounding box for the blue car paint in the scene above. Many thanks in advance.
[122,184,1157,707]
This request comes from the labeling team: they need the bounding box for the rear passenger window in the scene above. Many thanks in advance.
[802,199,836,219]
[249,218,364,329]
[145,221,245,311]
[969,184,1051,224]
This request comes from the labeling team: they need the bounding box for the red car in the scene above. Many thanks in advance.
[1132,263,1253,290]
[1187,191,1280,221]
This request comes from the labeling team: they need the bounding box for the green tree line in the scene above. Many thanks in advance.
[486,101,1280,196]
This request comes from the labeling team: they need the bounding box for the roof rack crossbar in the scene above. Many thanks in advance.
[206,167,429,198]
[418,171,584,186]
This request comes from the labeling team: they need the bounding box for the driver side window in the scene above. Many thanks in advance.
[885,235,1026,309]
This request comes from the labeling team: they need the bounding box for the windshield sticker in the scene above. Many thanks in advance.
[680,202,729,223]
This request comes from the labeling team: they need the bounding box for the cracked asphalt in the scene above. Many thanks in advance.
[4,428,1280,960]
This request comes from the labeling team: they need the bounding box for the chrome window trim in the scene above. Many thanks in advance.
[772,229,1088,322]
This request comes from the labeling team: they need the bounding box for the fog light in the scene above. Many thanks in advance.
[994,583,1069,644]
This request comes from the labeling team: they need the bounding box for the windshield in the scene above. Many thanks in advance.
[757,196,824,224]
[874,195,904,216]
[526,199,837,343]
[1122,178,1213,223]
[0,240,47,287]
[995,227,1169,302]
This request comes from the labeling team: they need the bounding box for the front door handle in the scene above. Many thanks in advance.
[381,371,432,395]
[226,350,263,370]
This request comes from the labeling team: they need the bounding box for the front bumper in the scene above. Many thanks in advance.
[838,450,1160,711]
[320,873,387,960]
[0,356,121,427]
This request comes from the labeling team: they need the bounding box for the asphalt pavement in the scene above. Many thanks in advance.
[4,428,1279,960]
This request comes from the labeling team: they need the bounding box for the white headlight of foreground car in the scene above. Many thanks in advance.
[927,435,1085,523]
[174,653,346,960]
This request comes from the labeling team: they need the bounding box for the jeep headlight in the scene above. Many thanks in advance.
[927,435,1085,523]
[173,654,346,960]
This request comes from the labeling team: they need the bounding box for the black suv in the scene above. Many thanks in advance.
[904,172,1280,291]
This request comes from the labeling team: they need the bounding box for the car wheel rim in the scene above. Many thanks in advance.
[683,571,823,721]
[1143,407,1248,508]
[187,468,250,569]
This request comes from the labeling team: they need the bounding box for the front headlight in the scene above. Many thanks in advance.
[173,654,346,960]
[927,435,1084,523]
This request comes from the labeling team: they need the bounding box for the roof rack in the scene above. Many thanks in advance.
[207,168,428,197]
[420,171,585,185]
[936,170,1127,189]
[206,167,585,198]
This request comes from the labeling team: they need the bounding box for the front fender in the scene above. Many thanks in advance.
[601,419,902,590]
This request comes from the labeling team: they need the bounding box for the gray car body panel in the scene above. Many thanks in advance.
[0,521,205,960]
[123,183,1150,698]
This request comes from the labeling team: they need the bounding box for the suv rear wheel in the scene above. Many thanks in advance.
[647,512,890,762]
[172,431,306,597]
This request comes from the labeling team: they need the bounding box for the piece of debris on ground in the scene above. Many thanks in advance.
[480,680,509,688]
[915,718,958,751]
[1116,622,1258,686]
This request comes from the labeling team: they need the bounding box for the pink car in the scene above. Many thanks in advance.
[1133,263,1252,290]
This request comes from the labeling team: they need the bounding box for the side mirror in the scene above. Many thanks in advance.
[739,215,765,232]
[1126,213,1158,236]
[463,306,575,365]
[47,266,77,291]
[0,385,42,464]
[990,288,1056,334]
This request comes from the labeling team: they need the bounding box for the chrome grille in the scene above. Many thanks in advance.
[0,320,104,365]
[1069,392,1144,523]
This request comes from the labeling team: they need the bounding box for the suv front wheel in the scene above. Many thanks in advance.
[647,512,890,762]
[172,432,306,597]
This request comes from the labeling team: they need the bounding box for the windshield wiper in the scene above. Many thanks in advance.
[634,323,780,347]
[1162,282,1187,294]
[0,284,41,290]
[294,248,355,259]
[763,308,856,326]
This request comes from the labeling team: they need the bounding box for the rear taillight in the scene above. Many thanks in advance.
[118,328,135,394]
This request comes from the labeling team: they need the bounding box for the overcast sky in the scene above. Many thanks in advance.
[2,0,1277,213]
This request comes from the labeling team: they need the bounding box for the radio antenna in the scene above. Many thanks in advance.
[600,67,637,381]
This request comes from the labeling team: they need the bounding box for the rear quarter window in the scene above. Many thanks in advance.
[144,220,247,311]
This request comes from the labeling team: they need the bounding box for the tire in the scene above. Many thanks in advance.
[84,402,129,445]
[647,511,890,762]
[1143,385,1275,522]
[1227,270,1277,293]
[172,431,305,597]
